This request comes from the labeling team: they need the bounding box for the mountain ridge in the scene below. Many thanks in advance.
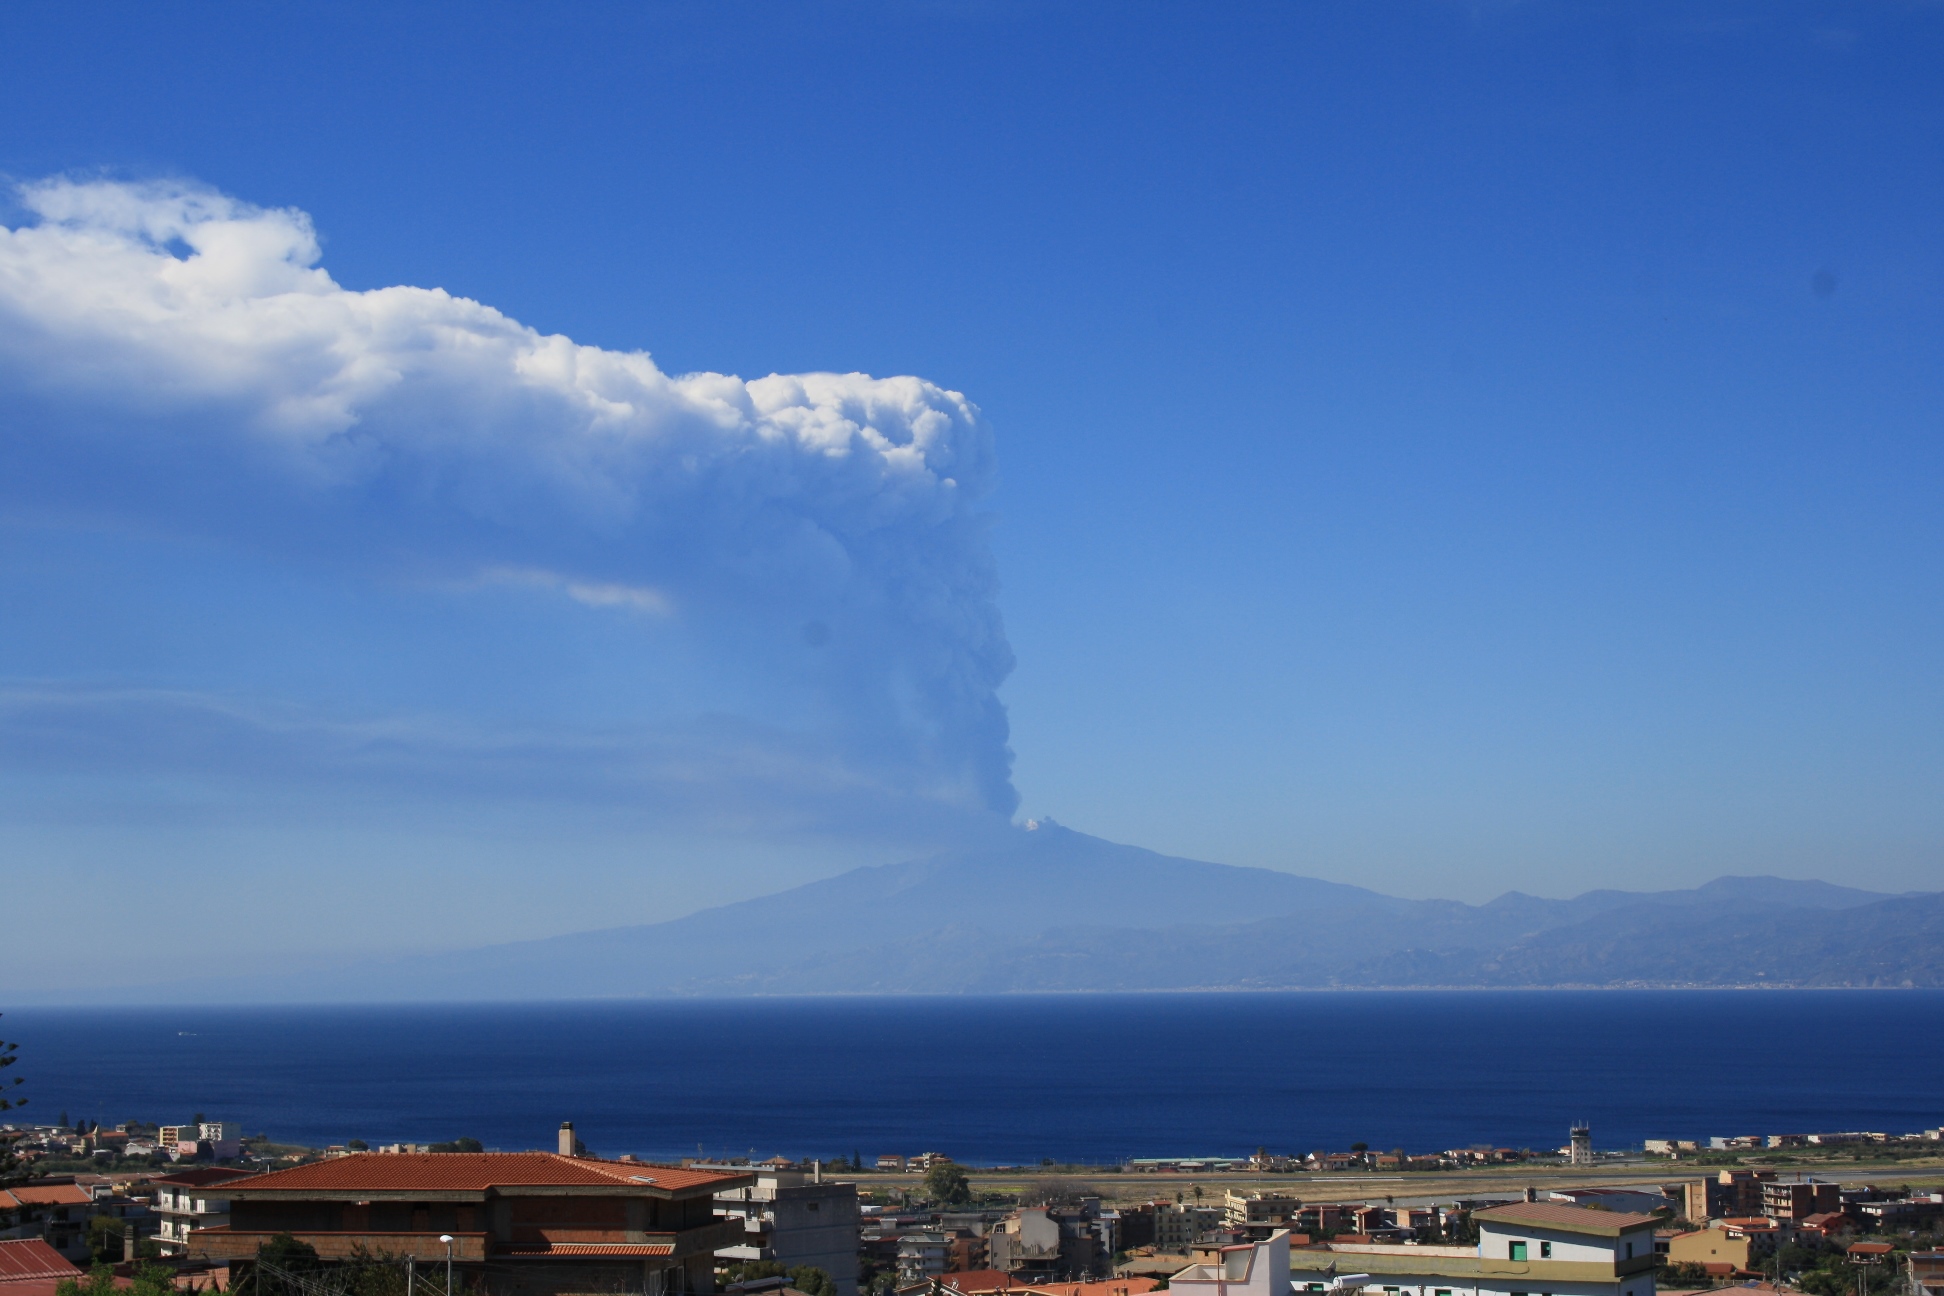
[13,824,1938,1002]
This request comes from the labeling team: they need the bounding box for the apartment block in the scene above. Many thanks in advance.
[1286,1201,1661,1296]
[714,1168,861,1296]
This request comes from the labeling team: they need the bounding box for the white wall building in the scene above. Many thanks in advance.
[715,1169,861,1296]
[1170,1230,1291,1296]
[151,1169,250,1256]
[1285,1203,1659,1296]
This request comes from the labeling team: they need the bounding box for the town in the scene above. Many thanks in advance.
[4,1119,1943,1296]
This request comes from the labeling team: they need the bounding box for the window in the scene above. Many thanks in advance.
[1510,1242,1528,1261]
[1624,1243,1634,1259]
[1540,1242,1551,1259]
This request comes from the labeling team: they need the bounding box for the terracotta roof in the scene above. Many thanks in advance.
[0,1239,84,1284]
[935,1271,1018,1293]
[217,1153,747,1196]
[1848,1243,1896,1256]
[501,1244,676,1257]
[1474,1202,1661,1235]
[1017,1281,1162,1296]
[153,1169,255,1188]
[0,1186,92,1208]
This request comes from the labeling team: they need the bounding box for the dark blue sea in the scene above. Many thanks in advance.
[8,992,1943,1165]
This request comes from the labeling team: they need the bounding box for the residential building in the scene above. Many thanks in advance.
[1115,1205,1154,1253]
[1294,1205,1352,1236]
[877,1157,908,1173]
[1908,1252,1944,1296]
[0,1185,96,1265]
[1851,1194,1944,1230]
[948,1235,989,1272]
[1150,1205,1221,1251]
[1549,1191,1670,1217]
[1223,1193,1298,1242]
[196,1124,242,1159]
[1797,1213,1850,1241]
[1760,1182,1839,1222]
[153,1168,254,1256]
[988,1206,1112,1281]
[1285,1200,1660,1296]
[897,1234,951,1283]
[186,1151,750,1296]
[1169,1232,1289,1296]
[1666,1231,1752,1273]
[893,1274,1162,1296]
[714,1168,860,1296]
[0,1236,85,1295]
[1674,1172,1773,1223]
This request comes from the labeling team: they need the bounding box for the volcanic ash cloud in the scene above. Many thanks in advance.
[0,177,1017,816]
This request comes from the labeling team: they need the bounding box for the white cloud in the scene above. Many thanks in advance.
[0,177,1016,813]
[477,565,675,615]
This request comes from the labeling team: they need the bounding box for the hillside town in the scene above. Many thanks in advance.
[5,1119,1944,1296]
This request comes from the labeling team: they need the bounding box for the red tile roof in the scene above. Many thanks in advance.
[926,1277,1163,1296]
[502,1244,677,1257]
[218,1153,746,1196]
[0,1239,84,1284]
[1017,1281,1163,1296]
[935,1271,1020,1293]
[0,1186,92,1209]
[153,1169,255,1188]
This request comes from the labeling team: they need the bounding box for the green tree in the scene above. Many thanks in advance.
[723,1262,786,1280]
[348,1139,369,1151]
[0,1016,27,1187]
[789,1267,837,1296]
[430,1138,483,1153]
[1655,1261,1710,1289]
[924,1161,972,1206]
[257,1233,323,1274]
[58,1265,176,1296]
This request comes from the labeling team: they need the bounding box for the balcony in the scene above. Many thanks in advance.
[190,1231,492,1264]
[189,1220,745,1267]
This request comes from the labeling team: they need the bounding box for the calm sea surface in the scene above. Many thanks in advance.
[8,992,1942,1164]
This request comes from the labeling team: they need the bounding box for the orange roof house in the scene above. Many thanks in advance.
[188,1152,751,1296]
[0,1186,92,1211]
[0,1238,84,1286]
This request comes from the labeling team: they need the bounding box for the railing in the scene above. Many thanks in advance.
[191,1232,491,1263]
[193,1220,744,1266]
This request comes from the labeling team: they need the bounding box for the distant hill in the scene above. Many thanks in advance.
[28,822,1942,1001]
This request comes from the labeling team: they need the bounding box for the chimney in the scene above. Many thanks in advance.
[123,1225,135,1263]
[559,1122,576,1157]
[1523,1186,1537,1203]
[812,1159,821,1184]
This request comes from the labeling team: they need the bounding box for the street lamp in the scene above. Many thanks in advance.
[440,1235,455,1296]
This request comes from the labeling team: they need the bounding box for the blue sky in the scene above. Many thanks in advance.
[2,2,1941,990]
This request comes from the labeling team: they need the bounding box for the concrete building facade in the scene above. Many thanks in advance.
[152,1168,253,1256]
[189,1152,749,1296]
[714,1170,860,1296]
[1284,1202,1659,1296]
